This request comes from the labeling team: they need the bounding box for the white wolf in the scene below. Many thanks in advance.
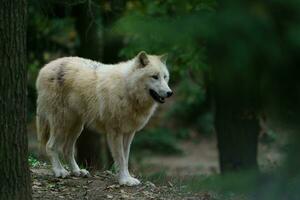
[36,51,172,186]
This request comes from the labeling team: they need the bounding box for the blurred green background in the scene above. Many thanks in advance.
[27,0,300,199]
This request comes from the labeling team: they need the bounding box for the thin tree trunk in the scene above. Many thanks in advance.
[72,1,111,169]
[77,128,112,170]
[102,0,126,63]
[0,0,32,199]
[72,1,103,59]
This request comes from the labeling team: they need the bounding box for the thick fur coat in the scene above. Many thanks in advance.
[36,52,172,186]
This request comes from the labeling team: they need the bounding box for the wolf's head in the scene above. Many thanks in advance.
[129,51,173,104]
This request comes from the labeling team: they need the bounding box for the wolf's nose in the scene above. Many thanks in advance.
[166,91,173,97]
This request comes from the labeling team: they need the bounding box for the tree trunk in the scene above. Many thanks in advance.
[72,1,103,60]
[102,0,126,63]
[214,77,260,173]
[77,128,112,170]
[0,0,32,199]
[72,1,112,169]
[215,99,259,173]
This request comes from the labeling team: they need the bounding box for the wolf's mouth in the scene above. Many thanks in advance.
[149,89,165,103]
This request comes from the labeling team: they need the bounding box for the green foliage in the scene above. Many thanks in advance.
[168,78,214,134]
[115,0,214,78]
[132,128,182,155]
[173,128,190,140]
[28,155,42,168]
[196,112,214,135]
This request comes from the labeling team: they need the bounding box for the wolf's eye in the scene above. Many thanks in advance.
[151,75,159,80]
[164,75,167,79]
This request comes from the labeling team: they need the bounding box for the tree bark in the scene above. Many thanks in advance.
[0,0,32,199]
[215,98,259,173]
[77,128,112,170]
[214,75,260,173]
[72,1,103,60]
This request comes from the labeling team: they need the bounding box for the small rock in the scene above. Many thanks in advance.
[145,181,156,188]
[168,181,173,187]
[32,185,41,189]
[121,194,129,199]
[143,191,155,199]
[33,181,42,186]
[106,184,120,190]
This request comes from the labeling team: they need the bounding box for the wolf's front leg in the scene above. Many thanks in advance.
[123,132,135,165]
[107,132,140,186]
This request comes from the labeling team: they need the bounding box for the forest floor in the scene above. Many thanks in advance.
[139,138,284,176]
[30,138,282,200]
[31,167,213,200]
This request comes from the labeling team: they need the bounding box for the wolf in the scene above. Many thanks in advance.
[36,51,172,186]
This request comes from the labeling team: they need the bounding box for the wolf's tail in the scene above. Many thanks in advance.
[36,113,50,153]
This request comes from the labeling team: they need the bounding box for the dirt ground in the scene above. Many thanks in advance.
[31,167,212,200]
[31,137,282,200]
[137,138,283,177]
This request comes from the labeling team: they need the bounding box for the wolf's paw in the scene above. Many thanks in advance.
[72,169,90,177]
[53,168,70,178]
[119,176,141,186]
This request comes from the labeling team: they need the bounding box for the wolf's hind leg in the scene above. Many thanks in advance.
[64,123,89,177]
[46,131,70,178]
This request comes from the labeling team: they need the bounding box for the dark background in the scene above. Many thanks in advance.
[25,0,300,199]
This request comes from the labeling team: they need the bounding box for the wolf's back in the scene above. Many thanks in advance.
[35,57,97,151]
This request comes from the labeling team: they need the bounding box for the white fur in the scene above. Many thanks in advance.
[36,52,171,186]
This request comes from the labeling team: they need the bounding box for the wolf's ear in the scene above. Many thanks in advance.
[136,51,149,67]
[159,53,168,64]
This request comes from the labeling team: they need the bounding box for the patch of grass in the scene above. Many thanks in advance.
[28,155,42,168]
[144,170,169,184]
[181,171,261,200]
